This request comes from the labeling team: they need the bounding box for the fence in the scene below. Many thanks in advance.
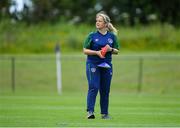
[0,54,180,94]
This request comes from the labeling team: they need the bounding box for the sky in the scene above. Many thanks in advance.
[9,0,32,13]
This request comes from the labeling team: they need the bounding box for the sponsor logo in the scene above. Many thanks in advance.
[91,68,96,72]
[95,38,99,42]
[108,38,113,44]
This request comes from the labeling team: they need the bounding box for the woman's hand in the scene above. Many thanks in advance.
[103,44,119,54]
[104,44,113,52]
[96,50,105,58]
[83,48,105,58]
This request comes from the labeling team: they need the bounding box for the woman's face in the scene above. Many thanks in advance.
[96,15,106,30]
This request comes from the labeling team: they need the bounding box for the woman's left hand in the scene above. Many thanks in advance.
[105,44,113,52]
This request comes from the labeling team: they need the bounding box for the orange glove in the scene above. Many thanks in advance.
[101,45,108,57]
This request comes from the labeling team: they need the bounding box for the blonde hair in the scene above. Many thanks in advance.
[96,11,118,35]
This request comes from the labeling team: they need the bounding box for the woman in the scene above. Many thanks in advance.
[83,11,120,119]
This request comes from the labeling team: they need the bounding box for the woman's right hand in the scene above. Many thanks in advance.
[83,48,105,58]
[96,51,105,58]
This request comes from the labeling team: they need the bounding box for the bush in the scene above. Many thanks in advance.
[0,20,180,54]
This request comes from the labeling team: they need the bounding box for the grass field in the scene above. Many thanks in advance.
[0,92,180,127]
[0,54,180,94]
[0,54,180,127]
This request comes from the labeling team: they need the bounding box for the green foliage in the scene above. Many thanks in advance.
[1,0,180,26]
[119,24,180,52]
[0,0,11,19]
[0,20,180,54]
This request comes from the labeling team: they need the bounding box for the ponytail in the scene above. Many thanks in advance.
[107,23,118,35]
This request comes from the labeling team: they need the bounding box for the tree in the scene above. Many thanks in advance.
[152,0,180,25]
[0,0,11,20]
[1,0,180,26]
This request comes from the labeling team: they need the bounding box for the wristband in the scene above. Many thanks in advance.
[111,48,114,52]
